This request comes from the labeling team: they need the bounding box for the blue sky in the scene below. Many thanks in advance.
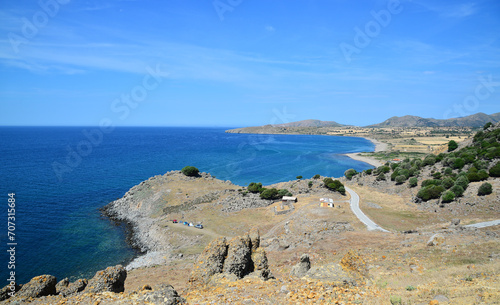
[1,0,499,127]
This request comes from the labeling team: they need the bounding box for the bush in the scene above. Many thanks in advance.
[490,162,500,177]
[423,155,436,166]
[448,140,458,152]
[484,122,493,130]
[417,185,445,201]
[278,189,292,197]
[478,182,493,196]
[308,181,313,188]
[344,169,358,180]
[248,182,263,193]
[296,175,303,180]
[441,190,455,203]
[395,175,406,185]
[338,186,346,195]
[377,165,390,174]
[444,167,453,175]
[376,172,386,181]
[409,177,418,187]
[181,166,199,177]
[323,178,334,187]
[450,185,464,197]
[391,163,400,170]
[364,169,373,175]
[260,188,280,200]
[442,177,454,189]
[327,180,344,192]
[432,172,442,179]
[455,176,469,189]
[421,179,442,187]
[313,174,321,179]
[453,158,465,170]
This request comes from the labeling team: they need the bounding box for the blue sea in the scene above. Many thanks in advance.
[0,127,374,284]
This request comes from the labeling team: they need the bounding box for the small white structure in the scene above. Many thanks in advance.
[320,198,334,208]
[282,196,297,203]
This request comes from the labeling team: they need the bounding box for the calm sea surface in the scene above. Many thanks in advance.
[0,127,374,283]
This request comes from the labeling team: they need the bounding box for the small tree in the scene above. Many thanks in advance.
[483,122,493,130]
[181,166,199,177]
[441,190,455,203]
[296,175,303,180]
[409,177,418,188]
[442,177,454,189]
[478,182,493,196]
[448,140,458,152]
[308,181,313,188]
[260,188,280,200]
[248,182,263,193]
[395,175,406,185]
[455,176,469,189]
[490,162,500,177]
[313,174,321,179]
[344,168,358,180]
[376,172,386,181]
[450,185,464,197]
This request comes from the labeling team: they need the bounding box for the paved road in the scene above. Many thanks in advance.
[345,186,390,233]
[464,219,500,228]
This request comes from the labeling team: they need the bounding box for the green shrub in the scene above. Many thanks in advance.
[390,295,402,305]
[181,166,199,177]
[278,189,292,197]
[248,182,263,193]
[455,176,469,189]
[323,178,334,187]
[406,285,416,291]
[423,155,436,166]
[395,175,406,185]
[478,183,493,196]
[260,188,280,200]
[364,169,373,175]
[484,122,493,130]
[453,158,465,170]
[313,174,321,179]
[376,172,386,181]
[327,180,344,192]
[409,177,418,187]
[444,167,453,175]
[338,186,346,195]
[442,177,454,189]
[450,185,465,197]
[308,181,313,188]
[433,172,442,179]
[441,190,455,203]
[448,140,458,151]
[344,168,358,180]
[377,165,390,174]
[490,162,500,177]
[391,163,400,170]
[296,175,303,180]
[421,179,442,187]
[417,185,445,201]
[399,169,410,179]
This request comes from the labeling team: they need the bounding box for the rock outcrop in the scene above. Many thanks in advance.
[16,275,57,298]
[190,230,273,285]
[56,278,88,296]
[290,254,311,278]
[136,284,187,304]
[84,265,127,293]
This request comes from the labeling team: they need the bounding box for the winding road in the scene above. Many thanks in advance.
[345,186,390,233]
[345,186,499,233]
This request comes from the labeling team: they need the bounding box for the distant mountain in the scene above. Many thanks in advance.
[276,119,344,128]
[366,112,500,128]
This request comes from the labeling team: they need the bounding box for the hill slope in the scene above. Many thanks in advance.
[366,112,500,128]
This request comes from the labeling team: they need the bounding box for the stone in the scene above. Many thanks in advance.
[137,284,186,304]
[433,294,450,302]
[427,233,445,246]
[17,275,57,298]
[84,265,127,293]
[189,237,228,285]
[451,219,461,226]
[0,283,21,301]
[291,254,311,278]
[223,235,253,278]
[56,278,88,296]
[249,228,260,251]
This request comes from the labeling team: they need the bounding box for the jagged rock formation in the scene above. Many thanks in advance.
[189,230,273,285]
[290,254,311,277]
[16,275,57,298]
[84,265,127,293]
[56,278,88,296]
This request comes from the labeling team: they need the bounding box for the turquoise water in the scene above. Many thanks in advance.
[0,127,374,284]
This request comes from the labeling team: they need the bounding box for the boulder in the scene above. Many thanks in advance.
[290,254,311,278]
[137,284,186,304]
[189,237,228,285]
[427,233,445,246]
[223,234,253,278]
[0,283,21,301]
[252,247,273,280]
[249,228,260,251]
[84,265,127,293]
[56,277,88,296]
[16,275,57,298]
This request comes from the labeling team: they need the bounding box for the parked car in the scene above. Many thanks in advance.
[172,219,178,223]
[194,224,203,229]
[183,221,189,226]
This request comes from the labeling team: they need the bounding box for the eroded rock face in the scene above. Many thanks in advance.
[189,237,228,285]
[427,233,445,246]
[84,265,127,293]
[137,284,187,304]
[0,283,21,301]
[16,275,57,298]
[223,235,253,278]
[290,254,311,278]
[190,230,273,285]
[56,278,88,296]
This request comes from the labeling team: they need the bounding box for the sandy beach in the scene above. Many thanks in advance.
[344,137,388,168]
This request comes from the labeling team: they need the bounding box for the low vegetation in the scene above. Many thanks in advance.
[181,166,199,177]
[246,182,293,200]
